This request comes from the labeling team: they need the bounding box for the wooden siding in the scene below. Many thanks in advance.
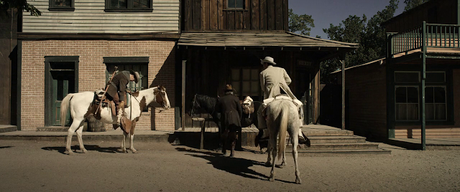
[182,0,288,32]
[23,0,179,33]
[336,60,388,139]
[384,0,458,32]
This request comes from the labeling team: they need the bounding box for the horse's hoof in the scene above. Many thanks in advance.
[131,149,137,153]
[64,150,73,155]
[81,149,87,153]
[269,177,274,182]
[295,178,301,184]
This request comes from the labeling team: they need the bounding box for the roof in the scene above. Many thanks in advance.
[178,31,359,49]
[331,58,386,74]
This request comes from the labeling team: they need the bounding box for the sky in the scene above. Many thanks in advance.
[289,0,405,39]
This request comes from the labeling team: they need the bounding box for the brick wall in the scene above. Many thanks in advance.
[21,40,176,131]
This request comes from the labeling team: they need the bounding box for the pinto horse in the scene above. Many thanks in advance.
[242,96,267,151]
[60,85,170,155]
[265,96,301,184]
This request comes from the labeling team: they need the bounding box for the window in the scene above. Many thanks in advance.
[231,68,260,99]
[103,57,149,92]
[105,0,153,12]
[228,0,244,9]
[49,0,75,11]
[394,71,447,121]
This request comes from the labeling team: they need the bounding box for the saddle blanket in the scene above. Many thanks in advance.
[263,95,303,108]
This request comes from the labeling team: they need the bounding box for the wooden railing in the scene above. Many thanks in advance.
[389,22,460,56]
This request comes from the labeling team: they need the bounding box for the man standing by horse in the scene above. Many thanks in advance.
[105,70,140,129]
[215,84,243,157]
[257,56,309,145]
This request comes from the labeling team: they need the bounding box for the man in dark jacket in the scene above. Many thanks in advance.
[215,84,242,157]
[105,70,140,128]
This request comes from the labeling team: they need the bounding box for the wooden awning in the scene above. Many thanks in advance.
[178,31,359,50]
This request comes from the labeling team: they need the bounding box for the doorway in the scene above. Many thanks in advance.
[45,56,79,126]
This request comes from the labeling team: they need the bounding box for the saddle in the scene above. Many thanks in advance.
[92,89,117,116]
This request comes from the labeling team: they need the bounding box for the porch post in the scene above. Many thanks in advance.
[340,57,346,130]
[181,60,186,131]
[421,21,427,150]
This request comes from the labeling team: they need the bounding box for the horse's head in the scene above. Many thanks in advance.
[242,96,254,114]
[154,85,170,111]
[190,94,200,116]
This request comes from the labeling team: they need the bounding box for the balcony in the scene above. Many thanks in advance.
[388,22,460,59]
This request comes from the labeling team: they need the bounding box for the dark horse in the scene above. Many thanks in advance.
[190,94,221,131]
[190,94,263,150]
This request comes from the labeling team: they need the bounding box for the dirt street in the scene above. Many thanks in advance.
[0,139,459,192]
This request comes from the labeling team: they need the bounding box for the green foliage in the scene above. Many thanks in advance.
[404,0,429,11]
[320,0,399,83]
[288,8,315,36]
[0,0,41,17]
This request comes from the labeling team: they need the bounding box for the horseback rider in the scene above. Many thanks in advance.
[105,70,140,129]
[257,56,309,144]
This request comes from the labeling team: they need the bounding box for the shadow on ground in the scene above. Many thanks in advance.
[42,145,126,154]
[174,147,297,184]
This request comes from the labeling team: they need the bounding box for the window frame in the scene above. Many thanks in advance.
[230,67,260,99]
[49,0,75,11]
[394,71,449,123]
[227,0,245,10]
[105,0,154,12]
[103,57,149,111]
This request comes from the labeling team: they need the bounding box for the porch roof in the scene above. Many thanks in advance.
[178,31,358,50]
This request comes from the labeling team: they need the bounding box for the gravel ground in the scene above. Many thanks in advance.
[0,140,459,192]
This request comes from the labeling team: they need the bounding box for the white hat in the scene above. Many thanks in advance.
[260,56,276,65]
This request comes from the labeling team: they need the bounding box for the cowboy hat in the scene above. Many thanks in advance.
[224,84,233,92]
[130,71,140,83]
[260,56,276,65]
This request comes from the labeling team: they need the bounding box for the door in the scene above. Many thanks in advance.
[45,56,79,126]
[50,71,75,125]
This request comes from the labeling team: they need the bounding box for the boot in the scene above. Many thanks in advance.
[114,101,126,130]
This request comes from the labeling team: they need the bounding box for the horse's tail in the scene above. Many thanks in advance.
[278,104,288,160]
[60,94,74,126]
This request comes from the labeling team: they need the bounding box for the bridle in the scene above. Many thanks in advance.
[154,86,168,109]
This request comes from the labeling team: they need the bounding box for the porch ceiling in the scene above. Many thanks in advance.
[178,31,359,51]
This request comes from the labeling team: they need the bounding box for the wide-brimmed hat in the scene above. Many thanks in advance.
[260,56,276,65]
[130,71,140,83]
[224,84,233,92]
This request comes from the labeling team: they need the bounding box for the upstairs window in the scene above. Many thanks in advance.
[228,0,244,9]
[49,0,75,11]
[105,0,153,12]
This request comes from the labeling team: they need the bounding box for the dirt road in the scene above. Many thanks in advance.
[0,140,459,192]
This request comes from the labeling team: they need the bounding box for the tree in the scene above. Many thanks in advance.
[404,0,429,11]
[0,0,41,17]
[320,0,399,83]
[288,8,315,36]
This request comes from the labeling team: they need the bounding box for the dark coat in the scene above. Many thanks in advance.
[216,93,242,130]
[106,71,131,102]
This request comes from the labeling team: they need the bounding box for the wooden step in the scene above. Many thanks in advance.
[307,135,366,144]
[297,149,391,156]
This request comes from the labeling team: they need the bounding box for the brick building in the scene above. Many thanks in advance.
[18,0,180,131]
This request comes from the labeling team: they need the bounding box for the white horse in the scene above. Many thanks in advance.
[60,85,170,155]
[265,97,301,184]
